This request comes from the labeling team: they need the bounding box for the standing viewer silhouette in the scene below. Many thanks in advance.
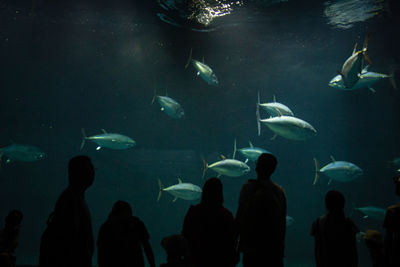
[39,155,95,267]
[235,153,287,267]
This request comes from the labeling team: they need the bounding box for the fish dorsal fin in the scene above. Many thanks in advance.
[249,141,254,148]
[101,129,107,134]
[352,43,358,55]
[362,65,370,74]
[165,89,168,97]
[233,139,237,159]
[330,155,336,162]
[185,48,193,69]
[178,178,182,184]
[202,56,205,63]
[220,155,226,160]
[273,95,276,102]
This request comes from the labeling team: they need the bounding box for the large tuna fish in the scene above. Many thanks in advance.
[81,129,136,150]
[338,33,372,88]
[0,143,46,163]
[313,156,363,185]
[152,91,185,119]
[185,48,218,86]
[157,178,202,202]
[258,91,294,117]
[354,206,386,221]
[237,141,272,163]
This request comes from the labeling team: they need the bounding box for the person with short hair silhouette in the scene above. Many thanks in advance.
[159,234,190,267]
[182,177,238,267]
[311,190,359,267]
[235,153,286,267]
[97,200,156,267]
[383,175,400,267]
[0,210,23,267]
[39,155,95,267]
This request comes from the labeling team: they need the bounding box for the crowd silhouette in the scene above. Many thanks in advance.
[0,154,399,267]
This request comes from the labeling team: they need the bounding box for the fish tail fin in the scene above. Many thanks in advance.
[313,158,319,185]
[185,48,193,69]
[151,89,157,105]
[80,128,87,150]
[157,179,163,202]
[389,68,398,89]
[202,157,208,180]
[256,101,261,136]
[233,138,237,160]
[363,32,372,65]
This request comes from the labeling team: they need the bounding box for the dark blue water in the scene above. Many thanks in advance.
[1,0,399,266]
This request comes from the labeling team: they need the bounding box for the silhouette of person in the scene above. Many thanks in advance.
[97,200,156,267]
[383,174,400,267]
[235,153,286,267]
[39,155,95,267]
[364,229,385,267]
[159,234,190,267]
[0,210,23,267]
[310,190,359,267]
[182,177,238,267]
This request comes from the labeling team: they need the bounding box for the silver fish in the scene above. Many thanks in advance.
[204,158,250,177]
[329,65,395,92]
[158,178,202,202]
[257,103,316,141]
[152,92,185,119]
[354,206,386,221]
[185,48,218,86]
[238,141,272,163]
[313,156,363,185]
[338,33,371,88]
[81,129,136,150]
[258,91,294,117]
[0,143,46,163]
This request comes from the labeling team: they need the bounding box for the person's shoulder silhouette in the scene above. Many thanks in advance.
[0,209,23,267]
[97,200,155,267]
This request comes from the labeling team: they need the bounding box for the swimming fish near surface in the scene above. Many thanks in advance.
[0,143,46,163]
[354,205,386,221]
[185,48,218,86]
[258,91,294,117]
[338,33,372,88]
[152,91,185,119]
[203,140,250,178]
[329,65,396,92]
[257,104,316,141]
[158,178,202,202]
[237,140,272,163]
[313,156,363,185]
[81,129,136,151]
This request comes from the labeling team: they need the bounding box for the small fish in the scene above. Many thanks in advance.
[203,140,250,178]
[0,143,46,163]
[329,65,396,92]
[81,129,136,151]
[185,48,218,86]
[237,141,272,163]
[258,91,294,117]
[354,206,386,221]
[313,156,363,185]
[257,104,316,141]
[158,178,202,202]
[338,33,372,88]
[152,91,185,119]
[286,215,295,227]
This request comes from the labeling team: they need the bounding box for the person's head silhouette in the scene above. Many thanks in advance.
[109,200,133,220]
[325,190,345,214]
[201,177,223,208]
[255,153,277,179]
[68,155,95,191]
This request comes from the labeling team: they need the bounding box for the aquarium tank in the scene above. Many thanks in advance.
[0,0,399,266]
